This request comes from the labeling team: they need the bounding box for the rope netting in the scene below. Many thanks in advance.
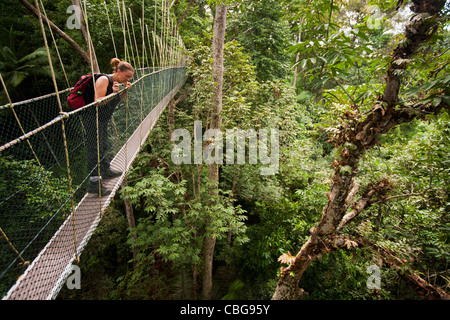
[0,0,188,300]
[0,66,187,299]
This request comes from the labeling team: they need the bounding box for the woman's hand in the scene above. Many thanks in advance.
[117,82,133,100]
[113,81,132,93]
[112,81,120,93]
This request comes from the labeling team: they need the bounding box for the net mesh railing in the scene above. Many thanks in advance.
[0,66,186,299]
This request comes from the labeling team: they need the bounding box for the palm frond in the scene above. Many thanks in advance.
[9,71,28,88]
[0,46,18,67]
[169,268,194,300]
[17,47,48,65]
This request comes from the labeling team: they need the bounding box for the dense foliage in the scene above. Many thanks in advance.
[0,0,448,300]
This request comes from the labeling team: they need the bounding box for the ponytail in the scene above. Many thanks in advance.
[110,58,133,73]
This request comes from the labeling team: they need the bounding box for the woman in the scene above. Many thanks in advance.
[94,58,134,101]
[84,58,134,195]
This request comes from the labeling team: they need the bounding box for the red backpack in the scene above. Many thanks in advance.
[67,73,105,110]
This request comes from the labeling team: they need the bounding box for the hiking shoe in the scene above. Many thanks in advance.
[101,168,122,179]
[88,181,111,196]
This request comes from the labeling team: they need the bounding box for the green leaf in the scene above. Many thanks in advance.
[433,97,442,106]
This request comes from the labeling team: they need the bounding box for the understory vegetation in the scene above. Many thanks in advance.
[0,0,448,300]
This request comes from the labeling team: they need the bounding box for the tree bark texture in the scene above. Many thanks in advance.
[273,0,449,300]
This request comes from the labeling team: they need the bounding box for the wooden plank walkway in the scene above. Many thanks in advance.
[3,76,185,300]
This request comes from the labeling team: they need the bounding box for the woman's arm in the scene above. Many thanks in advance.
[95,76,120,101]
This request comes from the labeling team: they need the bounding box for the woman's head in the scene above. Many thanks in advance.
[111,58,134,83]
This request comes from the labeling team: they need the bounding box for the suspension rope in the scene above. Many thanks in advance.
[140,0,150,70]
[142,0,147,69]
[0,226,29,268]
[125,6,137,67]
[0,0,189,299]
[38,0,70,89]
[79,0,99,74]
[139,18,149,70]
[129,8,142,70]
[161,0,165,67]
[153,0,157,69]
[80,0,104,210]
[0,71,69,267]
[36,0,79,264]
[146,25,154,71]
[104,1,118,59]
[116,0,126,61]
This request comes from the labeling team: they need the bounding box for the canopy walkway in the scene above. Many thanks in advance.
[0,0,188,300]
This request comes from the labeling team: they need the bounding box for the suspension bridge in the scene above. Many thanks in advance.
[0,0,188,300]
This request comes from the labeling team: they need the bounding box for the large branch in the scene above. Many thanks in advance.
[337,179,392,231]
[382,0,446,107]
[272,180,393,300]
[356,235,450,300]
[19,0,92,69]
[273,0,448,300]
[172,0,195,36]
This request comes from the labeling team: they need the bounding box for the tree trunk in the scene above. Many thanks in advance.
[192,262,198,300]
[121,180,138,266]
[201,4,227,301]
[201,234,217,300]
[19,0,98,73]
[293,18,302,89]
[272,0,448,300]
[209,5,226,134]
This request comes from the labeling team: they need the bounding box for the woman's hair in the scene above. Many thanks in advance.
[110,58,134,72]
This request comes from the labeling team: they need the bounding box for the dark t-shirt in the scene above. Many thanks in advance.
[83,74,114,105]
[82,74,119,124]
